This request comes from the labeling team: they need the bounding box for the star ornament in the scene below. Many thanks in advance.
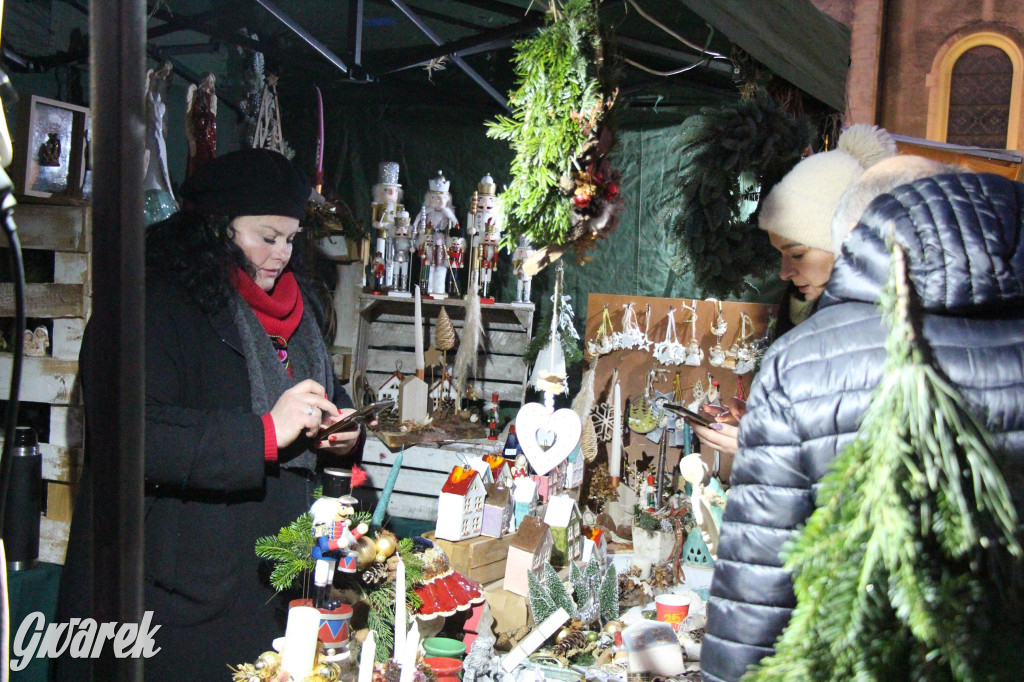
[423,345,443,368]
[592,402,614,442]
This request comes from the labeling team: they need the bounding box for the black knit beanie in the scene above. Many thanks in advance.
[179,148,310,220]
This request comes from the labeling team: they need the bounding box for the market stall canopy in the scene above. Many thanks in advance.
[4,0,848,113]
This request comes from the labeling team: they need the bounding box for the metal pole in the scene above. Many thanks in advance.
[252,0,350,74]
[89,0,146,678]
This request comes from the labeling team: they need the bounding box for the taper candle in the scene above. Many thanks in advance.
[394,555,406,659]
[414,286,425,377]
[609,382,622,479]
[358,630,376,682]
[399,620,420,682]
[281,606,320,682]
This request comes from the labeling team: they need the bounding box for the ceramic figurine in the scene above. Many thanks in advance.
[143,62,178,225]
[435,466,487,541]
[388,206,416,295]
[478,221,500,301]
[512,234,535,303]
[24,326,50,358]
[414,171,459,297]
[371,162,403,286]
[683,338,704,367]
[310,470,367,608]
[185,71,217,178]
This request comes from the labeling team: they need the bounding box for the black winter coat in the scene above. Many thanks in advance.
[57,268,354,680]
[702,173,1024,682]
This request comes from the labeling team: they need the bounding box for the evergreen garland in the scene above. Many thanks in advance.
[662,91,811,298]
[486,0,621,253]
[749,244,1023,681]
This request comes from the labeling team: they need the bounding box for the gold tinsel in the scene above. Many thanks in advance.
[581,416,598,462]
[434,307,456,351]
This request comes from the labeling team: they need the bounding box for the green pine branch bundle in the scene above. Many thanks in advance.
[486,0,607,248]
[255,513,315,593]
[366,585,396,662]
[748,243,1023,681]
[662,92,810,297]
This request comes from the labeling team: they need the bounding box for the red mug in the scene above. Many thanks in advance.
[655,593,690,631]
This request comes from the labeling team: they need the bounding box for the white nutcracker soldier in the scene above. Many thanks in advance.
[310,469,368,609]
[479,218,501,302]
[466,173,500,293]
[387,206,416,297]
[512,234,536,303]
[414,170,459,297]
[417,212,433,294]
[371,162,403,288]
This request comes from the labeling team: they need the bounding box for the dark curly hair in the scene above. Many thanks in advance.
[145,211,332,337]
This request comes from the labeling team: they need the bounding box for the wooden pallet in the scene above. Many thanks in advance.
[361,435,502,522]
[1,199,91,565]
[353,294,534,407]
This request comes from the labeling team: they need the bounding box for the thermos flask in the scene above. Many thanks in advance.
[3,426,42,570]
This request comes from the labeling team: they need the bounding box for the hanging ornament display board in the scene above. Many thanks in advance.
[584,293,777,483]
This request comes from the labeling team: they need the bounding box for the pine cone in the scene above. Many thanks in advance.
[434,307,456,351]
[552,630,589,657]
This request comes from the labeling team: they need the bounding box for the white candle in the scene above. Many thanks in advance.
[281,605,320,682]
[609,382,622,478]
[414,286,425,372]
[394,556,406,659]
[399,620,420,682]
[358,630,376,682]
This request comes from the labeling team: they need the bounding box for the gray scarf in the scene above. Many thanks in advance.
[231,291,334,472]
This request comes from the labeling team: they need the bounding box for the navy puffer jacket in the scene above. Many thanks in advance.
[701,173,1024,682]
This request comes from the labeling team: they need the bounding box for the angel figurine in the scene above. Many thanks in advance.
[143,61,177,225]
[682,301,703,366]
[185,71,217,178]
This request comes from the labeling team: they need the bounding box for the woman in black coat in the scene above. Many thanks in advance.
[57,149,361,679]
[701,172,1024,681]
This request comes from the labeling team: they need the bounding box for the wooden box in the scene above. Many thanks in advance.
[425,530,515,585]
[1,199,91,565]
[353,294,534,406]
[361,435,502,522]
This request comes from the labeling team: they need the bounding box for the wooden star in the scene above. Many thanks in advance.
[423,344,443,368]
[265,73,279,88]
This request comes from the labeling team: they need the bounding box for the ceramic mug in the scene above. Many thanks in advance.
[655,592,690,631]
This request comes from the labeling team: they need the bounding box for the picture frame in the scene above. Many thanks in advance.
[12,95,91,200]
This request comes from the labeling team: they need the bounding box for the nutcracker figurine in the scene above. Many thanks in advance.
[310,470,368,608]
[487,392,500,440]
[417,214,433,293]
[447,228,466,295]
[414,170,459,297]
[511,234,536,303]
[372,251,386,293]
[466,173,500,293]
[479,219,501,302]
[371,162,403,285]
[388,207,416,296]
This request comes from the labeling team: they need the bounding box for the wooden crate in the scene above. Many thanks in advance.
[353,294,534,406]
[1,199,91,565]
[424,531,515,585]
[361,435,502,522]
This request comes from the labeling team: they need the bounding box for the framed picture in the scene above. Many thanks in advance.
[13,95,90,199]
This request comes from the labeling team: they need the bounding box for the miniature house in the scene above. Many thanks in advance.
[481,482,514,538]
[428,373,460,411]
[435,466,487,542]
[503,515,553,597]
[483,454,514,488]
[398,375,429,423]
[532,459,567,503]
[466,456,496,487]
[543,494,583,567]
[378,369,405,405]
[511,476,538,531]
[564,444,584,490]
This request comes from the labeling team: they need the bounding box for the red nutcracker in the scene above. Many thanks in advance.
[372,251,386,293]
[479,221,500,301]
[487,392,500,440]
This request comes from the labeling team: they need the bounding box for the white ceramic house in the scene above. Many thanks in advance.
[435,466,486,541]
[503,515,553,597]
[428,373,460,411]
[543,494,583,567]
[483,454,514,488]
[398,375,429,423]
[511,477,538,530]
[466,456,496,487]
[580,527,608,566]
[481,482,514,538]
[564,444,584,490]
[378,369,405,405]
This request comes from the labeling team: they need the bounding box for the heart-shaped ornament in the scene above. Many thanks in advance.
[515,402,582,475]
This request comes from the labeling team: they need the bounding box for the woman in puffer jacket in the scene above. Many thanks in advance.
[701,171,1024,682]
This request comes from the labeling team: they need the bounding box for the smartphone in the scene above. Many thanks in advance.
[663,403,716,427]
[317,399,395,439]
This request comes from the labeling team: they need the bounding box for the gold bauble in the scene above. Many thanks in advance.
[555,626,574,644]
[355,536,378,570]
[255,650,280,670]
[316,661,342,680]
[602,620,626,635]
[375,535,397,559]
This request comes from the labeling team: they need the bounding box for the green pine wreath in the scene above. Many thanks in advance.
[663,92,811,298]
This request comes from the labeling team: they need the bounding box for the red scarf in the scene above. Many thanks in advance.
[232,268,304,342]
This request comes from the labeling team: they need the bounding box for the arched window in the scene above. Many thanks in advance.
[927,31,1024,151]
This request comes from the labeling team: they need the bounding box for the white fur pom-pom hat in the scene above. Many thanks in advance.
[758,124,897,251]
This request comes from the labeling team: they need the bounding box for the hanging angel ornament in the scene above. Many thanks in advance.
[733,312,758,375]
[184,71,217,179]
[619,303,645,350]
[587,306,615,357]
[143,61,178,225]
[682,300,704,367]
[707,300,726,367]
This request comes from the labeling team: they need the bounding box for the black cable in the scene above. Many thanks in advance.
[0,176,25,533]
